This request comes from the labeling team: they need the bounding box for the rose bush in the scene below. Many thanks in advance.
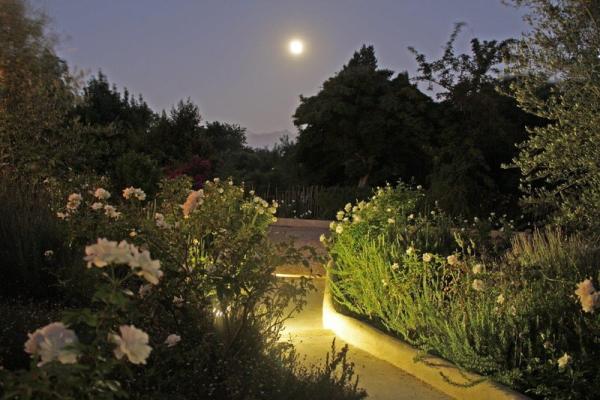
[1,177,366,400]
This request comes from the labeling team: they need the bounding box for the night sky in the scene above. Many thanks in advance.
[38,0,529,135]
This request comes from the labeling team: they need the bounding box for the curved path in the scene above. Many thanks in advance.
[269,221,450,400]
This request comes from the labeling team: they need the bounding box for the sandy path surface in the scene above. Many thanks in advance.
[269,221,450,400]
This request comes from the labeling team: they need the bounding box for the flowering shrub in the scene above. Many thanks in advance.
[1,177,365,400]
[1,238,160,399]
[326,183,600,399]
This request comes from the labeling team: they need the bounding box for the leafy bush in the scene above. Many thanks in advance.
[0,178,366,400]
[0,174,79,300]
[113,151,162,196]
[326,183,600,399]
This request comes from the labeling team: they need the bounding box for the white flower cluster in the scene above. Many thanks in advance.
[94,188,111,200]
[25,322,157,366]
[154,212,170,229]
[122,187,146,201]
[24,322,79,366]
[84,238,163,285]
[66,193,82,211]
[575,278,600,313]
[103,204,122,219]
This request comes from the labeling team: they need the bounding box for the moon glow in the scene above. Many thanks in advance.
[289,39,304,55]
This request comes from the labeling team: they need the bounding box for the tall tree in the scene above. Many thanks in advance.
[508,0,600,231]
[410,25,536,216]
[0,0,75,175]
[293,45,432,187]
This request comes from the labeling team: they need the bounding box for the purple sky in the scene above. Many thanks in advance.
[37,0,529,134]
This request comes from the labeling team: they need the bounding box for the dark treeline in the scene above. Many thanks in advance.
[294,25,545,217]
[1,2,543,218]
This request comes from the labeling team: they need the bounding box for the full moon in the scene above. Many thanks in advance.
[289,39,304,55]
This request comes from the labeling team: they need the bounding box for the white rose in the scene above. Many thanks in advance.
[24,322,79,366]
[110,325,152,365]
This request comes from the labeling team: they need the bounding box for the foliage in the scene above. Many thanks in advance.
[113,151,162,196]
[326,184,600,399]
[293,45,433,188]
[507,0,600,232]
[0,0,76,176]
[0,174,79,300]
[0,178,366,400]
[410,24,539,217]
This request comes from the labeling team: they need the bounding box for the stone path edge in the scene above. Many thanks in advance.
[322,274,531,400]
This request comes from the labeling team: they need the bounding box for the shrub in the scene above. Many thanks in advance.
[326,183,600,399]
[0,175,79,300]
[113,151,162,196]
[0,177,366,400]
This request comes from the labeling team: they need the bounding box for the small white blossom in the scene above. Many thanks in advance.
[335,224,343,234]
[91,202,104,211]
[154,212,169,229]
[387,218,395,224]
[164,334,181,348]
[336,211,345,221]
[391,262,399,271]
[472,279,485,291]
[44,250,54,258]
[344,203,352,213]
[422,253,433,263]
[122,187,146,201]
[557,353,571,369]
[138,284,153,298]
[405,247,415,256]
[109,325,152,365]
[104,205,122,219]
[94,188,111,200]
[319,234,326,243]
[496,294,505,305]
[472,264,483,274]
[56,212,67,220]
[173,296,184,307]
[446,255,459,266]
[66,193,82,211]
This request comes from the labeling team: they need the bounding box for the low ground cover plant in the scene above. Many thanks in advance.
[326,183,600,399]
[0,177,366,400]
